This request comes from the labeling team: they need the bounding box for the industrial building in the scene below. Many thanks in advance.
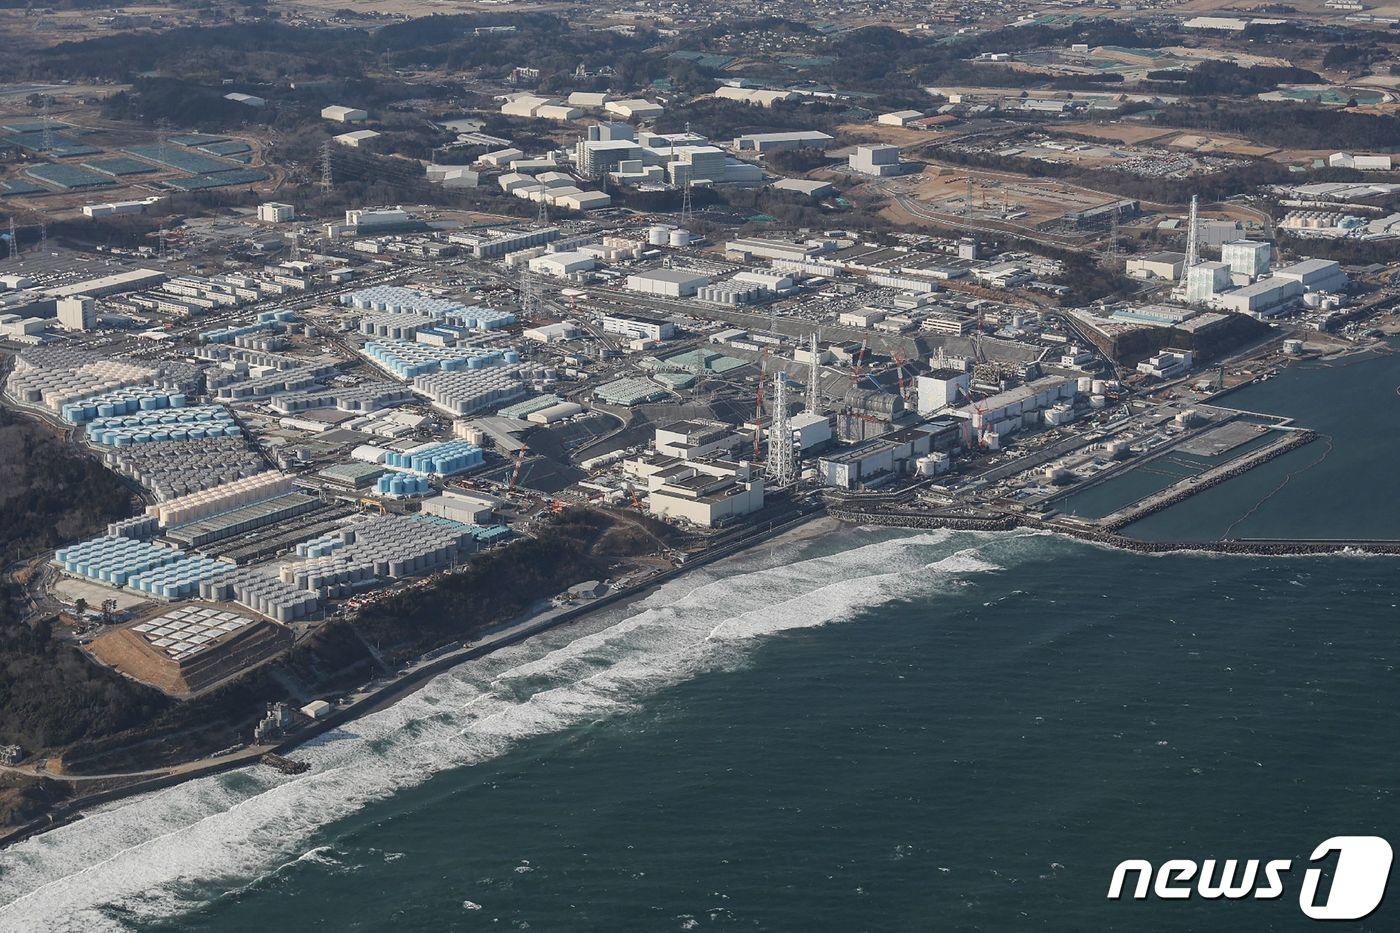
[334,130,381,148]
[1185,261,1231,304]
[601,314,676,341]
[916,369,971,415]
[56,296,96,331]
[1125,252,1185,281]
[625,268,712,298]
[419,488,498,525]
[1137,349,1194,379]
[878,110,924,126]
[258,202,295,223]
[1272,259,1347,293]
[954,376,1077,440]
[714,87,799,107]
[849,144,904,176]
[1221,240,1272,279]
[732,131,835,153]
[321,105,368,123]
[1214,277,1303,316]
[626,457,764,527]
[654,420,742,460]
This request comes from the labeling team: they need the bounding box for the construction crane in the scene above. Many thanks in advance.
[507,446,529,492]
[849,337,869,387]
[752,350,768,461]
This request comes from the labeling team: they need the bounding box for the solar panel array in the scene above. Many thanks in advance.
[82,157,158,177]
[122,145,241,174]
[24,164,115,190]
[163,169,270,191]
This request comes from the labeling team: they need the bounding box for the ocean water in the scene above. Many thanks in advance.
[1125,346,1400,541]
[2,351,1397,932]
[0,526,1396,932]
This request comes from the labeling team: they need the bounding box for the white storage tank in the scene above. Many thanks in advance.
[648,224,674,246]
[668,228,692,248]
[1076,376,1093,394]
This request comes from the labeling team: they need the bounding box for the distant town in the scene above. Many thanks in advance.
[4,0,1400,840]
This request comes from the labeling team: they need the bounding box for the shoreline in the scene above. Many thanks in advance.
[0,505,831,851]
[5,497,1397,850]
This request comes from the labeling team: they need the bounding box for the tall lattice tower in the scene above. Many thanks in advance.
[765,371,796,486]
[806,332,821,414]
[537,196,549,225]
[320,140,334,192]
[41,97,53,153]
[1179,194,1200,285]
[680,178,693,227]
[7,215,16,260]
[519,265,540,319]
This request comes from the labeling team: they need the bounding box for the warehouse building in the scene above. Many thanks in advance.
[625,268,712,298]
[732,131,835,153]
[420,487,498,525]
[321,105,368,123]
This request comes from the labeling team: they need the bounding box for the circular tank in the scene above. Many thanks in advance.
[648,224,674,246]
[668,229,691,247]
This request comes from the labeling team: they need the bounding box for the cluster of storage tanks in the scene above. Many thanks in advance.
[340,285,469,317]
[62,386,189,425]
[376,471,432,496]
[102,436,266,502]
[54,536,182,587]
[383,441,484,476]
[200,309,295,344]
[447,307,517,331]
[108,514,160,539]
[127,555,236,600]
[295,530,347,559]
[412,369,530,417]
[9,358,156,414]
[86,405,239,447]
[363,338,520,380]
[279,515,470,596]
[149,471,293,528]
[648,224,692,248]
[200,567,320,624]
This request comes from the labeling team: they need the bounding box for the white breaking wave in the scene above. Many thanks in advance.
[0,528,1005,932]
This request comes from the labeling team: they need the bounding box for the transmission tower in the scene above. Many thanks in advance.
[41,97,52,152]
[765,371,796,487]
[806,332,821,414]
[320,140,334,192]
[519,265,540,319]
[680,178,693,227]
[7,215,16,260]
[1179,194,1200,286]
[964,175,974,216]
[537,196,549,225]
[1108,208,1120,260]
